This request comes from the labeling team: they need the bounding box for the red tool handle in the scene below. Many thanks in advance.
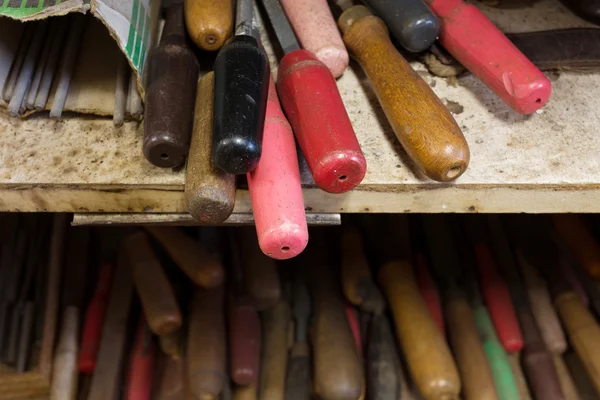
[247,77,308,260]
[415,253,445,336]
[277,49,366,194]
[125,317,156,400]
[229,298,261,385]
[474,243,524,353]
[345,304,363,357]
[428,0,551,114]
[79,262,114,374]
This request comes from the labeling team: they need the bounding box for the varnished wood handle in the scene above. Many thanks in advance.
[50,306,79,400]
[444,290,498,400]
[155,355,185,400]
[339,6,469,182]
[378,260,461,400]
[555,291,600,394]
[185,71,236,223]
[341,225,374,306]
[552,214,600,278]
[146,226,224,288]
[184,0,233,51]
[259,300,291,400]
[126,232,182,336]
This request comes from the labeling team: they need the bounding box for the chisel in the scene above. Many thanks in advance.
[553,215,600,278]
[185,71,236,224]
[361,0,439,52]
[554,355,581,400]
[213,0,269,174]
[238,227,281,310]
[423,0,551,114]
[247,77,308,260]
[507,216,600,394]
[260,299,291,400]
[184,0,233,51]
[422,215,495,400]
[260,0,367,194]
[337,5,469,182]
[362,215,460,400]
[26,21,56,110]
[125,317,156,400]
[507,354,532,400]
[146,226,225,288]
[126,232,182,336]
[487,216,564,400]
[306,236,365,400]
[2,25,34,102]
[278,0,349,78]
[144,3,199,168]
[187,285,226,399]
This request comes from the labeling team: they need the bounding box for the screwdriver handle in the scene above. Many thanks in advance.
[277,49,366,193]
[79,262,114,374]
[378,260,461,400]
[415,253,445,335]
[260,300,291,400]
[184,0,233,51]
[427,0,551,114]
[229,297,261,386]
[472,304,520,400]
[125,318,156,400]
[552,214,600,278]
[338,6,469,182]
[554,291,600,393]
[247,77,308,260]
[362,0,440,52]
[474,243,524,353]
[213,35,270,174]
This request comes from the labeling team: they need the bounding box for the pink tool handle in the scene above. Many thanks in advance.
[280,0,349,78]
[345,304,363,357]
[475,243,524,353]
[428,0,551,114]
[415,253,445,336]
[229,299,261,386]
[277,49,366,194]
[79,262,114,374]
[125,317,156,400]
[247,78,308,260]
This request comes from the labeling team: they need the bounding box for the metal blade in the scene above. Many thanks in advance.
[260,0,301,53]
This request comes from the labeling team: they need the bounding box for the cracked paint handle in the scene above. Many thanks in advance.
[427,0,551,114]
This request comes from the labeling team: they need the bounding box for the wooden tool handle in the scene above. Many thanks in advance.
[553,215,600,278]
[341,225,374,306]
[229,297,261,386]
[125,318,156,400]
[146,226,225,288]
[507,355,532,400]
[415,253,445,335]
[159,330,181,360]
[339,6,469,182]
[50,306,79,400]
[155,355,185,400]
[553,355,580,400]
[444,290,498,400]
[564,351,600,400]
[555,291,600,393]
[233,383,257,400]
[187,286,226,398]
[184,0,233,51]
[126,232,182,336]
[366,314,400,400]
[260,300,291,400]
[185,71,236,224]
[238,227,281,311]
[378,260,460,400]
[285,343,312,400]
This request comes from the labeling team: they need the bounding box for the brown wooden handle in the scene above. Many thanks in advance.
[185,71,236,223]
[146,226,224,288]
[552,214,600,278]
[555,291,600,394]
[50,306,79,400]
[187,285,226,398]
[155,355,185,400]
[232,383,257,400]
[338,6,469,182]
[507,354,532,400]
[444,291,498,400]
[159,330,182,360]
[378,260,461,400]
[184,0,233,51]
[259,300,291,400]
[238,227,281,311]
[553,355,580,400]
[126,233,182,336]
[341,225,375,307]
[564,351,600,400]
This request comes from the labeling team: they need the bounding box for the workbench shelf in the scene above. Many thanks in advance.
[0,0,598,216]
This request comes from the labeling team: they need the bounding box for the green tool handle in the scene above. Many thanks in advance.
[473,303,521,400]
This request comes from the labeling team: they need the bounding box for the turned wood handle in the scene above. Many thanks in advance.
[444,291,498,400]
[366,314,400,400]
[260,300,291,400]
[50,307,79,400]
[378,260,461,400]
[555,291,600,394]
[507,355,532,400]
[184,0,233,51]
[146,226,224,288]
[159,330,181,360]
[339,6,469,182]
[553,214,600,278]
[126,233,182,336]
[229,297,261,386]
[155,355,184,400]
[187,285,226,398]
[553,355,580,400]
[185,71,236,224]
[564,351,600,400]
[415,253,445,336]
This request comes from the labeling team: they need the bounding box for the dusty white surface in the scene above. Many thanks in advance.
[0,0,599,212]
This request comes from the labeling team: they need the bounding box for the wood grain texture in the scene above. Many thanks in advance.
[553,214,600,278]
[378,260,460,400]
[185,72,236,223]
[338,6,469,182]
[184,0,233,51]
[259,300,291,400]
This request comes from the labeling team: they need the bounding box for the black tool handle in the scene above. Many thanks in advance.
[213,35,269,174]
[363,0,440,52]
